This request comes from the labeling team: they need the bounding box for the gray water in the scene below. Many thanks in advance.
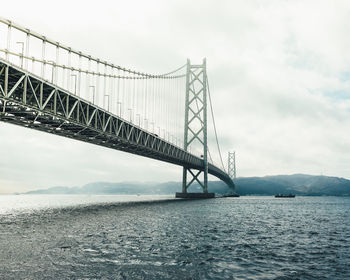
[0,195,349,280]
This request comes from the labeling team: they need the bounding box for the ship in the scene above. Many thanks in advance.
[222,193,240,198]
[274,194,295,198]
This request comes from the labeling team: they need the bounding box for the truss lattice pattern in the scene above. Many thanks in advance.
[182,59,209,193]
[228,152,236,180]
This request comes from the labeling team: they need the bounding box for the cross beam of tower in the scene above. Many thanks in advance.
[181,59,209,194]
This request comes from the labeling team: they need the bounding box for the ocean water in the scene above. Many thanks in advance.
[0,195,349,280]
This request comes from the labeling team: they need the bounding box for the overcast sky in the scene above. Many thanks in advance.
[1,0,349,193]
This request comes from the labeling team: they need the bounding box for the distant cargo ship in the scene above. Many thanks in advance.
[275,194,295,198]
[222,193,240,198]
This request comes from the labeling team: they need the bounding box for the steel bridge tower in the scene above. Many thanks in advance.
[228,151,236,180]
[177,58,213,198]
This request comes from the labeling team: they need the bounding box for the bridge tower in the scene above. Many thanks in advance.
[177,58,213,198]
[228,151,236,180]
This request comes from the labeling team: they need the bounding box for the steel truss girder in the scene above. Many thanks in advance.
[0,58,234,187]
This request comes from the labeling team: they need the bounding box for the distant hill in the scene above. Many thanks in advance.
[233,174,350,196]
[24,174,350,196]
[25,181,182,195]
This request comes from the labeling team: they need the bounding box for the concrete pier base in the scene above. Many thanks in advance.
[175,192,215,199]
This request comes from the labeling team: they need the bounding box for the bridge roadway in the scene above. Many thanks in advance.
[0,59,234,189]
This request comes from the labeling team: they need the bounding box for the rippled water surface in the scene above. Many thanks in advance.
[0,195,349,279]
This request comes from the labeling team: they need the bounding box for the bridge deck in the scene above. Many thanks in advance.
[0,59,234,189]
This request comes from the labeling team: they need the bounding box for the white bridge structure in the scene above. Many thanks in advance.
[0,18,236,196]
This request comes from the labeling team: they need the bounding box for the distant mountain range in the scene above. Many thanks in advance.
[234,174,350,196]
[24,174,350,196]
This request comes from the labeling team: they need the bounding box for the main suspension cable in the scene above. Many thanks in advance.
[0,17,186,79]
[0,49,186,80]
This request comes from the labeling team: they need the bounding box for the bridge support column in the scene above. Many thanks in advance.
[228,151,236,180]
[178,58,213,198]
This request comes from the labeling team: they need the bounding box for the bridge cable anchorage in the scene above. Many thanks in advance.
[207,77,226,172]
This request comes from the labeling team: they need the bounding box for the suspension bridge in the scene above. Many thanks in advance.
[0,18,236,197]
